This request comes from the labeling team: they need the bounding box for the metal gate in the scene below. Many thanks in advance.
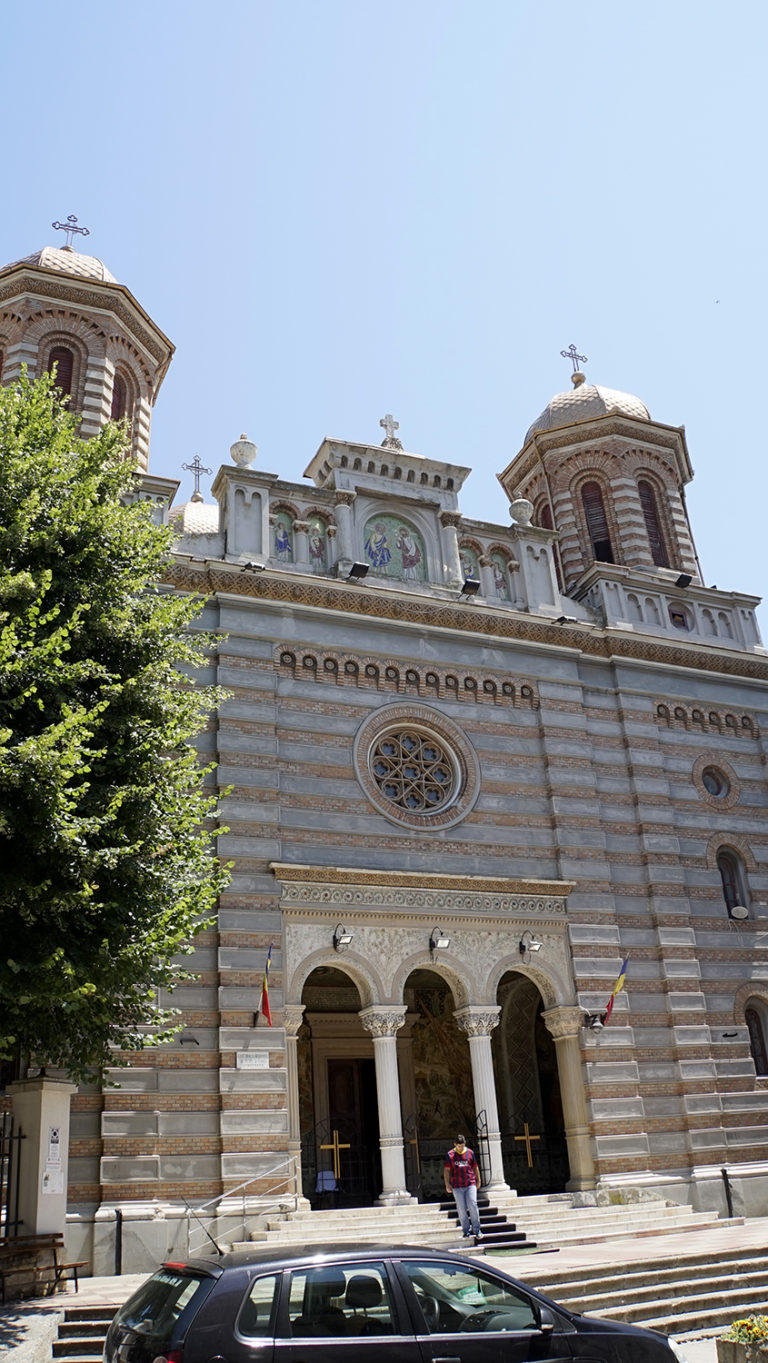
[0,1112,24,1236]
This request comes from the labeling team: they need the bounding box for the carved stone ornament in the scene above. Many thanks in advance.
[454,1007,501,1037]
[279,880,568,919]
[359,1006,406,1038]
[353,703,481,832]
[541,1005,584,1041]
[230,434,258,467]
[283,1004,306,1037]
[510,497,534,526]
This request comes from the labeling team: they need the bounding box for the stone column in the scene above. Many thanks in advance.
[542,1005,595,1191]
[359,1005,415,1204]
[292,520,310,565]
[325,523,338,569]
[284,1004,310,1207]
[478,555,495,599]
[333,491,357,567]
[7,1077,78,1235]
[438,510,463,587]
[453,1007,509,1192]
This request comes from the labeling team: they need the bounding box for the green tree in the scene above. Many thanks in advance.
[0,373,227,1082]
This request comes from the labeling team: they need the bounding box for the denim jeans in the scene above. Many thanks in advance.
[451,1182,481,1235]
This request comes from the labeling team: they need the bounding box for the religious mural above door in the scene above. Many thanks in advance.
[363,516,426,582]
[273,510,293,563]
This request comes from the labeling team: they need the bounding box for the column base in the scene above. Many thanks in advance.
[375,1191,418,1206]
[484,1179,512,1194]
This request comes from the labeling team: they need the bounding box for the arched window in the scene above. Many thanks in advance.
[581,481,614,563]
[111,373,128,421]
[717,847,749,916]
[638,480,669,568]
[537,502,553,530]
[48,345,75,397]
[746,1003,768,1076]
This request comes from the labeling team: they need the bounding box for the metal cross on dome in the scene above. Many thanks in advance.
[560,343,588,374]
[51,215,90,248]
[182,454,213,497]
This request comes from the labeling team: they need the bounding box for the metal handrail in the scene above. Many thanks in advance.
[185,1154,299,1257]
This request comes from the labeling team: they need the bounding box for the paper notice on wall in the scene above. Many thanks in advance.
[42,1168,64,1195]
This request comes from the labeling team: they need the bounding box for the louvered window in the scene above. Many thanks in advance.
[48,346,74,396]
[638,480,669,567]
[581,481,614,562]
[111,374,127,421]
[746,1006,768,1076]
[717,849,748,915]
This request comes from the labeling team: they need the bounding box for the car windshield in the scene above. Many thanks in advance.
[112,1267,215,1358]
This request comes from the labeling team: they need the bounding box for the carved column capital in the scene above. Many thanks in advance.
[292,519,310,533]
[283,1004,306,1038]
[359,1005,407,1039]
[453,1005,501,1038]
[541,1005,584,1042]
[439,510,462,529]
[334,490,357,507]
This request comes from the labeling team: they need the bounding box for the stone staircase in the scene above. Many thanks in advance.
[526,1245,768,1336]
[52,1304,116,1363]
[232,1190,737,1258]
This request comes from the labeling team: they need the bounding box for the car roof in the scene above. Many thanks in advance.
[173,1243,479,1274]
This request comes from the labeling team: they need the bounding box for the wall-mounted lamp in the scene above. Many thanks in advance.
[430,926,451,954]
[348,562,369,581]
[519,930,543,958]
[584,1012,606,1032]
[675,573,693,589]
[556,615,578,625]
[730,905,749,920]
[179,1033,200,1045]
[460,577,481,598]
[240,560,266,573]
[333,924,353,952]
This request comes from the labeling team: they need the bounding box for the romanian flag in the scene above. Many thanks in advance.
[257,944,273,1027]
[603,956,628,1024]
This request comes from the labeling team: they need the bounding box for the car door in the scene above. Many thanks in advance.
[272,1258,423,1363]
[395,1256,575,1363]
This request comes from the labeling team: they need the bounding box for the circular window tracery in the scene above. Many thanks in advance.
[692,753,739,810]
[701,766,729,798]
[370,728,456,812]
[354,704,481,830]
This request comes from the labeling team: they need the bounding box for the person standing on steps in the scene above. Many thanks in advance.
[444,1134,483,1240]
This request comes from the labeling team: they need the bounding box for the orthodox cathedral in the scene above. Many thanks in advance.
[1,231,767,1269]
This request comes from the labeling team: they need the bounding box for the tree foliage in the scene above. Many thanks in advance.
[0,374,227,1082]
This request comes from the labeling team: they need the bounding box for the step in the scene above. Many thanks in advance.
[53,1339,106,1358]
[58,1321,110,1338]
[527,1243,764,1292]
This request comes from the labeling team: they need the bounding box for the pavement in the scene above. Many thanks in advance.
[5,1216,768,1362]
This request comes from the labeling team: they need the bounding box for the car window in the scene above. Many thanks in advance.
[287,1261,395,1338]
[400,1259,538,1335]
[237,1273,281,1338]
[111,1268,215,1359]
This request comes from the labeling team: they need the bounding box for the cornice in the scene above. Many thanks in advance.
[0,268,173,370]
[165,560,768,684]
[270,862,573,896]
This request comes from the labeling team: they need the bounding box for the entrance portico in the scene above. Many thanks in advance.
[276,863,594,1205]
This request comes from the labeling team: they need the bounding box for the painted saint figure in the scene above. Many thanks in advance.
[396,525,422,580]
[309,522,326,568]
[493,561,507,597]
[275,521,292,562]
[365,523,392,572]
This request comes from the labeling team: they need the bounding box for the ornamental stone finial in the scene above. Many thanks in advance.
[230,434,258,467]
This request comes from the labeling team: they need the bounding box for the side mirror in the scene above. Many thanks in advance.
[538,1305,556,1335]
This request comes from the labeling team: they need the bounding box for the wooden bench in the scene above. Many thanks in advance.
[0,1233,87,1301]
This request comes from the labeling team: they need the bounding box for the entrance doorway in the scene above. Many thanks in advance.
[493,973,568,1193]
[298,967,382,1208]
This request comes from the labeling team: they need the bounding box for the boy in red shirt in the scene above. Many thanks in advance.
[444,1134,483,1240]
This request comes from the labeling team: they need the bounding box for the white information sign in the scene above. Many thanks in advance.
[236,1051,269,1070]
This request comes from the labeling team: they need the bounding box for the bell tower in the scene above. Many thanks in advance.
[0,218,173,471]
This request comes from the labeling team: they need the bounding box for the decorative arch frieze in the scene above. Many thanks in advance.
[274,645,538,708]
[656,702,757,738]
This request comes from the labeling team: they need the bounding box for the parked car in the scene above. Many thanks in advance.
[103,1242,689,1363]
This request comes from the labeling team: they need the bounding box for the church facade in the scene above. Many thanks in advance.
[2,239,768,1268]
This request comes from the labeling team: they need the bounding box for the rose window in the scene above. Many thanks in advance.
[369,729,456,812]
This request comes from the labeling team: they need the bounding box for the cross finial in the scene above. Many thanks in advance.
[51,214,91,249]
[379,413,403,450]
[560,343,588,386]
[182,454,213,502]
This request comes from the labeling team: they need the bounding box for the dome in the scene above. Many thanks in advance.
[524,375,651,444]
[1,245,117,284]
[171,499,220,536]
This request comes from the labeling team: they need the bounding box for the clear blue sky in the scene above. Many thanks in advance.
[3,0,766,627]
